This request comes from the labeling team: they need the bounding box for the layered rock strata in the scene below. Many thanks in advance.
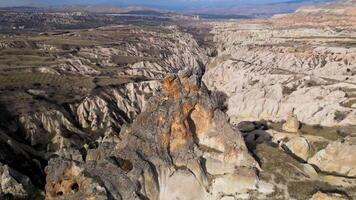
[44,70,259,200]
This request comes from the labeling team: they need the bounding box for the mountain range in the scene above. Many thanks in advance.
[0,0,338,18]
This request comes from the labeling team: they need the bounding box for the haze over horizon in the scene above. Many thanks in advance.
[0,0,334,10]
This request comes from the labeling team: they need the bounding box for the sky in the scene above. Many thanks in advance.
[0,0,330,9]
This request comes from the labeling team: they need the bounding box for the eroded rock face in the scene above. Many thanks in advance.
[0,23,209,155]
[201,2,356,199]
[46,26,208,78]
[0,24,210,199]
[203,3,356,127]
[45,70,259,200]
[75,81,160,135]
[0,163,34,199]
[45,159,108,200]
[19,110,90,150]
[310,191,347,200]
[282,114,300,133]
[2,2,356,199]
[309,136,356,177]
[237,121,256,132]
[285,136,311,161]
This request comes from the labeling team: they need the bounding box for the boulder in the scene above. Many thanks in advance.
[254,120,268,130]
[244,130,272,148]
[308,136,356,177]
[284,136,310,161]
[45,70,259,200]
[302,164,319,179]
[310,191,347,200]
[282,115,300,133]
[237,121,256,132]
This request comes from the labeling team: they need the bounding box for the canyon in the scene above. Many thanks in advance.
[0,0,356,199]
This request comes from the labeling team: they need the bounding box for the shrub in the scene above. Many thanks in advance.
[211,91,228,112]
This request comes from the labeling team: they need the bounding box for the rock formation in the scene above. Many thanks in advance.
[1,1,356,199]
[309,136,356,177]
[201,1,356,198]
[44,70,259,200]
[0,24,210,199]
[284,136,310,161]
[0,163,35,199]
[203,2,356,127]
[310,191,347,200]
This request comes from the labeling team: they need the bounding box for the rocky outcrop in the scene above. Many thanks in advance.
[0,163,34,199]
[16,80,160,155]
[19,110,90,151]
[201,2,356,198]
[282,114,300,133]
[237,121,257,132]
[10,25,208,158]
[45,159,108,200]
[2,1,356,199]
[310,191,347,200]
[309,136,356,177]
[50,26,207,78]
[203,3,356,127]
[74,80,160,135]
[284,136,311,161]
[45,70,259,200]
[0,23,211,199]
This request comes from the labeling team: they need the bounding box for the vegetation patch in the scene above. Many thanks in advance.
[333,110,349,122]
[269,121,355,141]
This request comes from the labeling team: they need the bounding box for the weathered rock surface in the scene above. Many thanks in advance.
[310,191,347,200]
[244,130,272,149]
[282,114,300,133]
[0,163,34,199]
[44,70,259,200]
[74,81,160,135]
[0,23,212,199]
[237,121,256,132]
[50,26,208,78]
[309,136,356,177]
[1,24,208,156]
[285,136,311,161]
[2,1,356,199]
[203,2,356,127]
[0,127,46,190]
[19,109,90,150]
[202,1,356,199]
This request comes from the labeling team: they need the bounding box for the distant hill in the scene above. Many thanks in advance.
[56,5,171,14]
[0,5,171,15]
[0,0,339,19]
[185,0,336,18]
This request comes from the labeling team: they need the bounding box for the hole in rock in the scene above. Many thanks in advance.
[71,183,79,193]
